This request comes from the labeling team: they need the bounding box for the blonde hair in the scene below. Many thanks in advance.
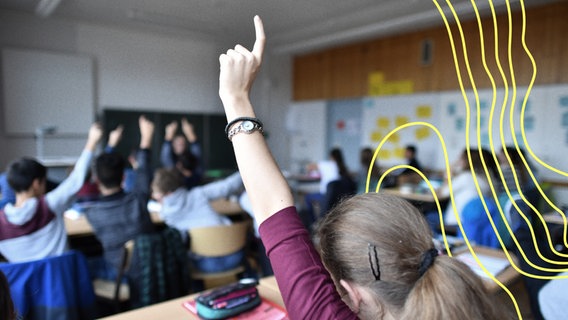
[316,193,509,319]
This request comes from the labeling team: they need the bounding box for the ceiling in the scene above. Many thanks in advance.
[0,0,559,55]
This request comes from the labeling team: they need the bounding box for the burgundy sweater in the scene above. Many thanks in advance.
[259,206,357,319]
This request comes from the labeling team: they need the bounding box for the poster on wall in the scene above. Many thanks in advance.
[361,93,442,170]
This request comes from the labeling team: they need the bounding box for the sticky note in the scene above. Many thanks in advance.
[390,132,400,143]
[371,131,383,142]
[377,117,390,128]
[416,105,432,118]
[415,127,430,140]
[560,96,568,107]
[394,147,405,158]
[448,103,456,116]
[395,116,409,127]
[368,72,385,96]
[378,148,391,159]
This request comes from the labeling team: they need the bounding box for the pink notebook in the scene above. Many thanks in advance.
[182,298,289,320]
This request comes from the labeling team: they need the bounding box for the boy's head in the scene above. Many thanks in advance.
[405,145,416,159]
[95,152,125,189]
[7,158,47,194]
[151,168,183,202]
[172,134,187,156]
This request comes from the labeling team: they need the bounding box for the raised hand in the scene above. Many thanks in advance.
[139,115,155,149]
[219,15,265,120]
[107,125,124,148]
[181,118,197,143]
[85,122,103,151]
[165,120,178,141]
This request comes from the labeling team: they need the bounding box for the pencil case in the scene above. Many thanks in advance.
[195,278,261,319]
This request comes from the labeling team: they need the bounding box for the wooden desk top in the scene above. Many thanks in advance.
[65,199,245,237]
[381,188,443,203]
[65,212,163,237]
[99,277,284,320]
[542,211,567,225]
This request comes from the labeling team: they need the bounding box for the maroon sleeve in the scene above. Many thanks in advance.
[259,207,357,320]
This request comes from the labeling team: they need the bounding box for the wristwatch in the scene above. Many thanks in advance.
[227,120,263,141]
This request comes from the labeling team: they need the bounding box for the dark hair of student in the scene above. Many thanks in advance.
[503,146,529,185]
[330,148,349,178]
[405,145,417,155]
[360,147,381,179]
[95,152,126,189]
[0,271,17,320]
[7,158,47,192]
[316,193,509,319]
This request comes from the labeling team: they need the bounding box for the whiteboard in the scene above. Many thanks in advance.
[2,48,94,135]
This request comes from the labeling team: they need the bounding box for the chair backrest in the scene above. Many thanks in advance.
[321,176,356,215]
[128,227,190,308]
[0,250,95,320]
[188,221,250,257]
[112,239,135,300]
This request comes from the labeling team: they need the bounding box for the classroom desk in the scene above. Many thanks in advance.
[454,246,520,295]
[99,276,284,320]
[65,199,245,237]
[380,187,443,203]
[542,211,567,225]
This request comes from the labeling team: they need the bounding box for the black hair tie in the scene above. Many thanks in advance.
[418,248,438,277]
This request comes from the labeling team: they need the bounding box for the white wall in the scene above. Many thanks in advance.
[0,10,294,170]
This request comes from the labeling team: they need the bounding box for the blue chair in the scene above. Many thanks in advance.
[0,251,96,320]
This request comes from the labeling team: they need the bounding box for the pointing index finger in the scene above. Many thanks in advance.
[252,15,266,62]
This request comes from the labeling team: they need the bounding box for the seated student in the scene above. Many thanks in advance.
[357,147,396,193]
[396,144,423,185]
[425,148,495,234]
[160,118,203,189]
[71,125,127,213]
[0,124,102,262]
[217,16,506,319]
[84,116,155,279]
[304,147,353,224]
[151,168,244,273]
[498,145,539,195]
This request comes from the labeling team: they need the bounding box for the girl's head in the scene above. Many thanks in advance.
[330,147,349,177]
[316,193,506,319]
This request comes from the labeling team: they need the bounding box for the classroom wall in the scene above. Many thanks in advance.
[292,1,568,100]
[0,10,292,171]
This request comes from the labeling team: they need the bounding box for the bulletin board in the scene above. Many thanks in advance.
[437,85,568,180]
[1,48,94,135]
[288,84,568,181]
[360,93,442,169]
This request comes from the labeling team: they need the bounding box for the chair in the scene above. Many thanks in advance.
[320,175,356,216]
[129,227,191,308]
[0,250,96,320]
[92,240,134,312]
[188,221,251,289]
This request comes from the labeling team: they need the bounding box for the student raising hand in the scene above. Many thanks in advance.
[219,16,292,226]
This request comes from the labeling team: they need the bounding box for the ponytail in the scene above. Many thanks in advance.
[400,256,513,319]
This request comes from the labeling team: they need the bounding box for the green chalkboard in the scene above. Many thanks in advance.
[102,109,237,174]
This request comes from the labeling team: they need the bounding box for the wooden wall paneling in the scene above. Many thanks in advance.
[329,44,365,98]
[293,51,332,100]
[292,2,568,101]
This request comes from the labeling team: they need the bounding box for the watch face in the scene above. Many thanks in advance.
[242,120,255,131]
